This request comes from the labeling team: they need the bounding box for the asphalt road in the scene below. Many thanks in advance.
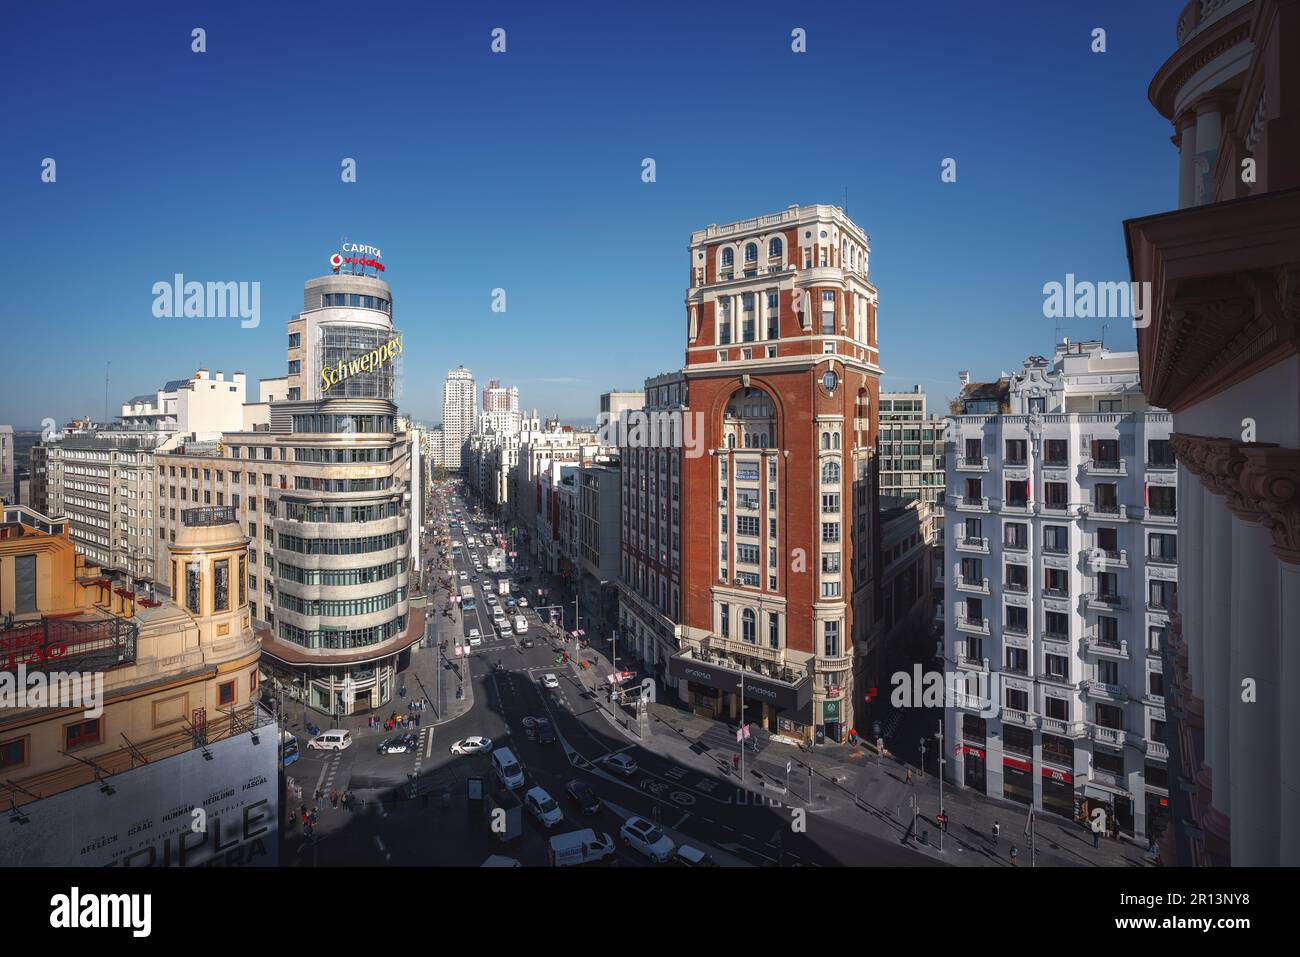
[286,484,938,867]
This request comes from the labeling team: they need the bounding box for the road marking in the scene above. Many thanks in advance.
[425,730,433,758]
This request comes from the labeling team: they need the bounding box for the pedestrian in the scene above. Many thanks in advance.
[1010,845,1018,866]
[1093,827,1101,849]
[330,788,338,809]
[733,754,740,773]
[415,712,421,728]
[906,768,913,785]
[314,787,324,810]
[992,820,1000,844]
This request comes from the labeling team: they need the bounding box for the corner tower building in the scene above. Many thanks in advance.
[667,204,881,743]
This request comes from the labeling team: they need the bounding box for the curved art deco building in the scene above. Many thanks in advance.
[157,269,423,717]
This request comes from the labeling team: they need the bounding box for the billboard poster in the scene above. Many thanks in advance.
[0,728,278,867]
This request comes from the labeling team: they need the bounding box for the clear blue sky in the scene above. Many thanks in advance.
[1,0,1180,429]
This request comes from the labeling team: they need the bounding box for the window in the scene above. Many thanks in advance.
[1149,671,1165,698]
[719,603,730,638]
[768,613,779,648]
[1044,611,1068,638]
[1149,579,1177,610]
[736,515,760,536]
[213,559,230,612]
[1005,687,1029,712]
[1098,660,1120,686]
[1044,439,1068,465]
[1148,533,1177,562]
[1045,654,1068,681]
[1148,439,1174,467]
[823,620,841,657]
[186,562,203,614]
[742,609,756,643]
[821,492,840,513]
[1098,616,1119,644]
[0,738,26,770]
[821,522,840,544]
[822,552,840,573]
[1093,747,1124,775]
[1028,397,1046,414]
[65,719,102,750]
[1044,482,1068,508]
[1005,439,1026,465]
[288,332,301,348]
[821,461,840,484]
[1097,400,1122,413]
[218,680,236,706]
[821,581,841,597]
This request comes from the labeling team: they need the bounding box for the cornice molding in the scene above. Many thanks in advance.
[1239,446,1300,563]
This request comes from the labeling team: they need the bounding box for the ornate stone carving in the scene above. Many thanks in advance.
[1239,447,1300,564]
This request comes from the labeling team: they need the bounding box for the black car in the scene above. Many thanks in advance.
[565,780,601,815]
[378,733,418,755]
[520,636,534,649]
[537,724,556,746]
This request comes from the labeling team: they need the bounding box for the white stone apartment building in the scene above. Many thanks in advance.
[441,366,476,471]
[943,340,1177,843]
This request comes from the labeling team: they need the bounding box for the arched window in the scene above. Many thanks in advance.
[841,239,848,263]
[821,432,830,450]
[721,248,734,267]
[742,609,756,643]
[768,238,782,259]
[833,433,841,449]
[822,461,840,484]
[745,243,758,263]
[727,433,736,449]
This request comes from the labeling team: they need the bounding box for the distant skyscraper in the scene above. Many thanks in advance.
[481,379,521,437]
[442,366,476,470]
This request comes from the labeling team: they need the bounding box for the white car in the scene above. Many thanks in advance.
[603,753,637,776]
[485,594,498,605]
[459,571,468,580]
[541,673,560,690]
[468,631,482,647]
[450,735,493,755]
[524,786,564,829]
[518,596,529,607]
[620,816,675,863]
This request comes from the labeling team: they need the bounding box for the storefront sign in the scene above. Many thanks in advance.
[1042,767,1073,784]
[667,653,811,713]
[822,699,841,721]
[331,243,385,274]
[320,333,403,393]
[1003,755,1033,772]
[956,745,985,759]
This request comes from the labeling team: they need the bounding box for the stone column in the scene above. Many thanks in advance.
[1241,447,1300,866]
[1176,113,1198,210]
[1225,447,1281,866]
[1192,97,1228,206]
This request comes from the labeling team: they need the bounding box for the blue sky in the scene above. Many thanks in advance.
[1,0,1180,428]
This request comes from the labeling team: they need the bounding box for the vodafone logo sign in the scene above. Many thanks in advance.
[329,253,344,272]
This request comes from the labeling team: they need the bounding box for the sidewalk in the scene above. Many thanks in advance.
[555,634,1153,868]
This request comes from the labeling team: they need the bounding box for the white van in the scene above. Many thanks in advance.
[548,828,616,867]
[307,729,352,751]
[491,746,526,790]
[513,615,528,635]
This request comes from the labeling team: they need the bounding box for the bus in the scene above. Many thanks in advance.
[280,731,300,768]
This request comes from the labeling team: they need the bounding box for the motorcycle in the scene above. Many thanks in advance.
[306,722,321,736]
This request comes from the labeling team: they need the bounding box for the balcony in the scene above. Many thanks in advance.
[953,691,988,711]
[955,536,989,554]
[1001,708,1036,728]
[956,456,989,472]
[1042,542,1069,556]
[1002,538,1028,553]
[999,500,1032,516]
[954,495,990,513]
[1003,580,1028,594]
[955,575,989,595]
[1040,717,1086,738]
[1042,628,1071,643]
[1144,505,1178,524]
[1146,740,1170,761]
[1084,547,1128,568]
[1089,723,1125,746]
[1086,637,1130,658]
[955,615,990,636]
[1085,459,1128,476]
[1041,586,1070,600]
[1085,502,1128,520]
[1146,551,1178,566]
[1086,592,1127,612]
[1039,499,1073,515]
[1002,622,1029,638]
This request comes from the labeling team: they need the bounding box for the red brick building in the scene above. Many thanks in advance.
[652,204,882,743]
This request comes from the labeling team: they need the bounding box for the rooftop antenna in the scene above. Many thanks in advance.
[104,361,110,423]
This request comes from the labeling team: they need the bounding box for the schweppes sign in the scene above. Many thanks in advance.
[320,334,403,393]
